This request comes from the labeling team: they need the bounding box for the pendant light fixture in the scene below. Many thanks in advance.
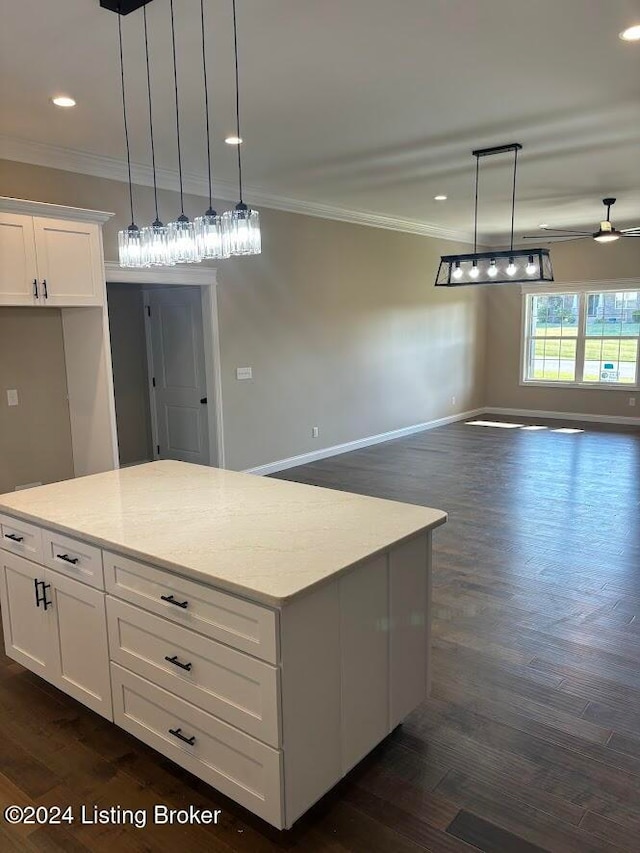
[221,0,262,256]
[194,0,230,260]
[140,4,173,267]
[167,0,200,264]
[116,8,143,267]
[435,143,554,286]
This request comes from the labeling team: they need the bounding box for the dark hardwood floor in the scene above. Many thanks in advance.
[1,414,639,852]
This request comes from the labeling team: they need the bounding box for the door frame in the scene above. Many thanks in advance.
[104,263,225,469]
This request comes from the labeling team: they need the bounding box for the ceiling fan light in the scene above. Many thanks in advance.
[594,231,620,243]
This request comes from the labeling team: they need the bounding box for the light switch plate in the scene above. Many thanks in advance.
[236,367,253,380]
[7,389,19,407]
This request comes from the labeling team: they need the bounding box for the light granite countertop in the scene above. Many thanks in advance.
[0,461,447,606]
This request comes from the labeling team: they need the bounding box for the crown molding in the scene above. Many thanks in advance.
[104,261,218,286]
[0,194,113,223]
[0,135,472,244]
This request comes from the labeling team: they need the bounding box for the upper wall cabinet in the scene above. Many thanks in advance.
[0,199,113,308]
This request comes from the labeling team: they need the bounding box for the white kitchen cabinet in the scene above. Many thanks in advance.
[0,550,112,720]
[0,212,39,305]
[0,210,104,307]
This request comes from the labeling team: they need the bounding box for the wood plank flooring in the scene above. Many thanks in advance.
[1,414,639,851]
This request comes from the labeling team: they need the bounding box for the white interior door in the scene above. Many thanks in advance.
[145,287,209,465]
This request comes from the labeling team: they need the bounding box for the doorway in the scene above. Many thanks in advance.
[105,265,223,470]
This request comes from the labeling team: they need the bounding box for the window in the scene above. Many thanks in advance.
[523,287,640,387]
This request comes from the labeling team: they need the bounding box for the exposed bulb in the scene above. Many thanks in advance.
[452,262,463,280]
[469,262,480,279]
[526,256,537,276]
[506,258,517,276]
[487,260,498,278]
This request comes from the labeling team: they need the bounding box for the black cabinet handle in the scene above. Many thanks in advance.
[168,727,195,746]
[34,579,50,609]
[42,280,48,299]
[160,594,188,609]
[5,533,24,543]
[165,655,193,672]
[33,279,38,299]
[56,553,79,565]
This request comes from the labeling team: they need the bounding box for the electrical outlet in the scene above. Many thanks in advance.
[6,389,18,407]
[312,426,319,438]
[236,367,252,380]
[630,396,636,407]
[451,396,456,406]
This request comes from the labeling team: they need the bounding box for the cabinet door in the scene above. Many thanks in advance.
[0,213,38,305]
[46,569,112,720]
[33,217,104,306]
[0,551,50,680]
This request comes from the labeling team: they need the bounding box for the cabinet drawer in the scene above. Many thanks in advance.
[104,552,278,664]
[111,664,283,828]
[0,514,43,564]
[107,598,280,746]
[42,529,103,589]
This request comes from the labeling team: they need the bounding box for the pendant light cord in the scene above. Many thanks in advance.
[169,0,186,216]
[510,145,519,252]
[143,5,160,223]
[200,0,214,211]
[232,0,243,204]
[473,154,479,254]
[117,9,135,227]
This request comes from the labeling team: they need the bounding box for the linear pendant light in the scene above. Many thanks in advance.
[221,0,262,256]
[435,143,553,286]
[116,8,143,267]
[194,0,230,260]
[167,0,200,264]
[140,4,173,267]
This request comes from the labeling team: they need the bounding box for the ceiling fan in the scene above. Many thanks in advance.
[523,198,640,244]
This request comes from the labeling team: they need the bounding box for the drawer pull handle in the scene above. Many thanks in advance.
[168,727,196,746]
[165,654,193,672]
[160,594,188,609]
[56,553,79,565]
[5,533,24,543]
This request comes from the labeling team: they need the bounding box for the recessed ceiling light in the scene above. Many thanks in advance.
[52,95,76,108]
[225,135,243,145]
[619,24,640,41]
[538,223,549,228]
[434,195,447,201]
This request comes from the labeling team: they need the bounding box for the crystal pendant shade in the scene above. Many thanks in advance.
[118,224,144,267]
[168,215,201,264]
[195,209,230,259]
[141,220,174,266]
[222,204,261,256]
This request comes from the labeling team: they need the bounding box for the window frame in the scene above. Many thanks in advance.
[520,280,640,391]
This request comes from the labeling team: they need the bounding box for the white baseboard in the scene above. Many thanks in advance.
[484,407,640,427]
[244,408,485,476]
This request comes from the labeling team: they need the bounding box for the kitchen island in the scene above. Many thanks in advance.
[0,461,446,829]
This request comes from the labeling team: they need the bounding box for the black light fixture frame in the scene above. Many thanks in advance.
[100,0,152,15]
[435,143,554,287]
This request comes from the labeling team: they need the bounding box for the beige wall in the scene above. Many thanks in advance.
[0,307,74,493]
[485,239,640,418]
[106,284,153,465]
[1,159,486,470]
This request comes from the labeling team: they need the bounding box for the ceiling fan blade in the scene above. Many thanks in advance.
[522,235,591,242]
[538,227,593,235]
[621,227,640,233]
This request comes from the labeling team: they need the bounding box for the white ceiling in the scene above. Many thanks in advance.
[1,0,640,242]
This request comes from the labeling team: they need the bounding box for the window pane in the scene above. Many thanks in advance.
[531,294,579,337]
[529,337,577,381]
[586,291,640,337]
[583,338,638,384]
